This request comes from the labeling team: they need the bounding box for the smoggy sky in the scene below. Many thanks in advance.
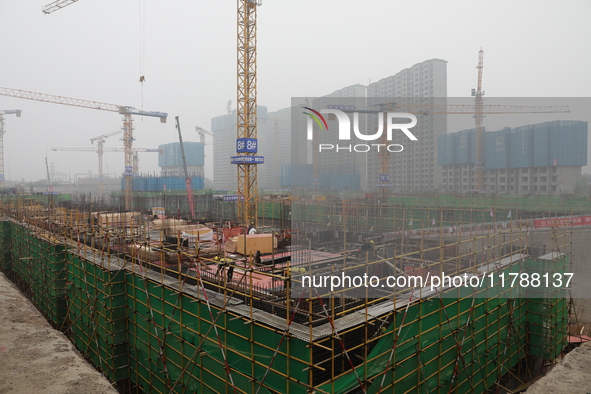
[0,0,589,182]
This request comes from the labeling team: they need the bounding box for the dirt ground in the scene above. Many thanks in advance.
[526,341,591,393]
[0,272,118,394]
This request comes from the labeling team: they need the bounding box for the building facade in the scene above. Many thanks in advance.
[310,85,367,191]
[439,120,588,194]
[158,142,205,178]
[258,107,291,191]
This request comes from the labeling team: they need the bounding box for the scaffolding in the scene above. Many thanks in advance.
[0,195,573,393]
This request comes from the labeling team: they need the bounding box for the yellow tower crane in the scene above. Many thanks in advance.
[234,0,263,227]
[44,0,263,224]
[0,87,167,210]
[0,109,22,188]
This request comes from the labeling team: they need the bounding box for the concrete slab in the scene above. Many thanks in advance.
[526,341,591,393]
[0,272,118,394]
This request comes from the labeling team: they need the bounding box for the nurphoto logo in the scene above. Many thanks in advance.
[303,107,418,152]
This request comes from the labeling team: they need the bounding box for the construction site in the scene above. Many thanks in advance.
[0,1,590,394]
[1,190,589,393]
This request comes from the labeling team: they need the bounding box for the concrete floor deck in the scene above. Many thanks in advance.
[0,272,118,394]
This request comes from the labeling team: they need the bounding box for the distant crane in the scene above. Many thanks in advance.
[51,147,160,199]
[0,87,167,210]
[0,110,22,187]
[175,116,195,219]
[89,130,121,197]
[44,157,52,193]
[42,0,80,14]
[472,48,485,191]
[195,126,213,145]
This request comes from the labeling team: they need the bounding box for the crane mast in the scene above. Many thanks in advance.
[175,116,195,219]
[235,0,262,227]
[0,110,22,188]
[473,48,485,191]
[0,87,167,210]
[45,157,52,192]
[90,130,121,198]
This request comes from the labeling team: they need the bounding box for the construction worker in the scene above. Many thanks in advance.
[227,264,235,283]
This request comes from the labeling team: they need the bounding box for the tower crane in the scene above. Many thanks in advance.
[42,0,80,14]
[0,110,22,188]
[89,130,121,197]
[473,48,485,191]
[45,157,52,193]
[175,117,195,220]
[195,126,213,145]
[51,146,159,199]
[235,0,263,227]
[44,0,262,224]
[0,87,167,210]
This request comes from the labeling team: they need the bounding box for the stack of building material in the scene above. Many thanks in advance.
[127,244,178,263]
[224,237,238,253]
[96,212,140,226]
[152,219,187,234]
[182,228,214,242]
[236,234,277,255]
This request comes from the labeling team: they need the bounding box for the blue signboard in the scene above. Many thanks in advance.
[236,138,258,153]
[231,156,264,164]
[379,174,390,182]
[222,195,245,201]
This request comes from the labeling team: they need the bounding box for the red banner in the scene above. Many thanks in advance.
[534,215,591,228]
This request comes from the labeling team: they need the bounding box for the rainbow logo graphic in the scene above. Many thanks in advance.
[303,107,329,131]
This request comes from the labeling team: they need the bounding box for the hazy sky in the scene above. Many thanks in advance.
[0,0,589,182]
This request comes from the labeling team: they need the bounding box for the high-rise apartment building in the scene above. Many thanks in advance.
[258,107,291,190]
[211,60,447,193]
[366,59,447,191]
